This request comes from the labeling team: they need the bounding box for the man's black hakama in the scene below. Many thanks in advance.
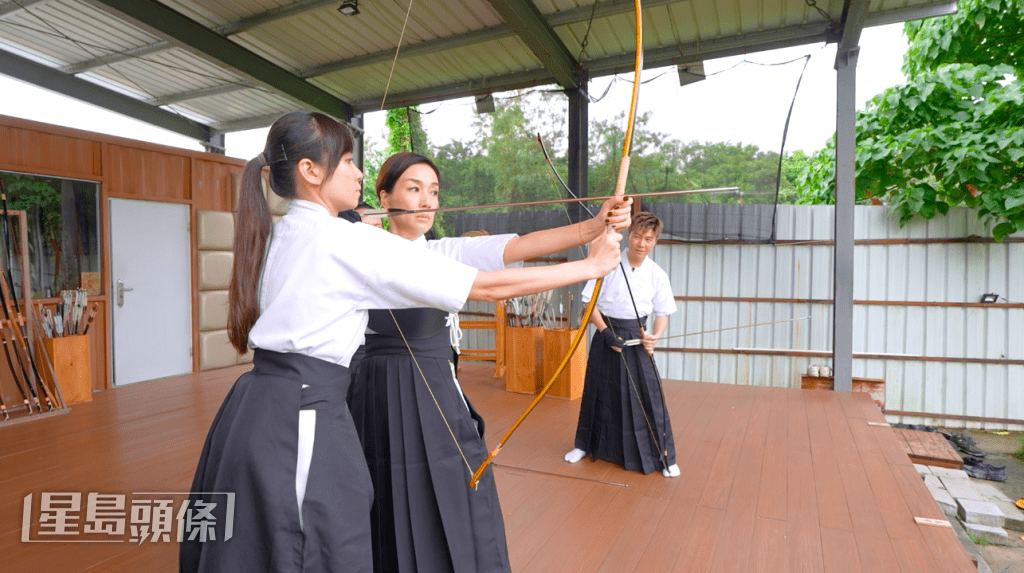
[573,316,677,475]
[348,308,511,573]
[180,349,372,573]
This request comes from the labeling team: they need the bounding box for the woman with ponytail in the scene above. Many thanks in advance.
[348,152,632,573]
[180,115,626,573]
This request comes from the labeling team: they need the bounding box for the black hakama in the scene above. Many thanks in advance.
[180,349,373,573]
[573,315,677,474]
[348,308,511,573]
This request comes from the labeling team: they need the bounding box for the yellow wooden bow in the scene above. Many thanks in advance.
[468,0,644,488]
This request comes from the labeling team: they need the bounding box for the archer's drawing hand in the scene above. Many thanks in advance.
[586,232,623,278]
[595,196,633,233]
[600,328,624,353]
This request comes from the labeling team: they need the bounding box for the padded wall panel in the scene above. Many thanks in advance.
[199,330,238,371]
[198,290,229,332]
[198,251,233,290]
[197,210,234,250]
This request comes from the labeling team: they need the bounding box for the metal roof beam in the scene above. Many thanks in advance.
[836,0,870,57]
[145,82,257,106]
[216,0,335,36]
[211,111,368,135]
[865,1,957,28]
[301,0,678,79]
[486,0,579,89]
[0,0,49,19]
[346,1,942,113]
[211,113,289,134]
[61,41,172,74]
[80,0,354,120]
[352,23,831,112]
[0,47,211,141]
[144,0,682,107]
[61,0,334,74]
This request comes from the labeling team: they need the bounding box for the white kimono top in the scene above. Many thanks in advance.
[581,251,677,320]
[248,200,478,367]
[369,233,522,350]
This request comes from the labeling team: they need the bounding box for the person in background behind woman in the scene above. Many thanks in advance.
[349,151,632,573]
[564,211,680,478]
[180,115,625,573]
[354,200,384,229]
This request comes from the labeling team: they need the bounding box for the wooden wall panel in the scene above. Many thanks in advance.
[192,158,242,212]
[2,116,246,394]
[105,145,190,201]
[0,124,101,180]
[88,299,108,391]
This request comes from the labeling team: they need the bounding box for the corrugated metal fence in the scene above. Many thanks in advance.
[457,204,1023,429]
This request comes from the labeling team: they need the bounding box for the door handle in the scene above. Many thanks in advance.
[116,279,134,307]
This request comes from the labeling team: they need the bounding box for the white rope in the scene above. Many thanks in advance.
[446,312,462,355]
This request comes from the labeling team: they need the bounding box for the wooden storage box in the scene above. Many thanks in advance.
[42,334,92,406]
[542,328,586,400]
[801,375,885,408]
[505,326,543,394]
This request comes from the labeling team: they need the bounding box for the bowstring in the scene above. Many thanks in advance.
[386,310,474,478]
[380,0,416,110]
[376,0,474,484]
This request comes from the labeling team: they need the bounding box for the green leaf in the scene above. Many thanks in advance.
[1006,195,1024,210]
[992,222,1015,242]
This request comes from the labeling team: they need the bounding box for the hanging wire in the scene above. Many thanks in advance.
[576,1,600,63]
[408,104,443,115]
[804,0,836,23]
[771,54,812,239]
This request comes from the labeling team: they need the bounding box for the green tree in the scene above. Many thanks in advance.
[384,107,428,155]
[796,0,1024,240]
[471,92,566,210]
[430,139,496,209]
[1,173,62,292]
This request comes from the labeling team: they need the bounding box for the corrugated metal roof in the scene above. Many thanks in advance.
[0,0,956,141]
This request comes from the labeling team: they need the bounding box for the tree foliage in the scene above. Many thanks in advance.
[375,90,806,237]
[384,107,428,156]
[796,0,1024,240]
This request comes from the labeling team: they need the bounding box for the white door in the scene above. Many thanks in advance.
[109,198,192,385]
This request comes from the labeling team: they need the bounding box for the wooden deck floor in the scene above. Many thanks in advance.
[0,363,976,572]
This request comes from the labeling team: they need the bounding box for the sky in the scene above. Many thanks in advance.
[0,23,910,163]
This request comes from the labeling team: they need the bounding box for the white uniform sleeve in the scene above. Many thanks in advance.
[344,227,477,313]
[652,267,677,316]
[425,234,522,271]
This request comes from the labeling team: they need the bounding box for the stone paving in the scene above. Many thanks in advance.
[917,463,1024,571]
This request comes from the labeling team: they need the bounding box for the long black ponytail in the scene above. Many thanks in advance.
[227,112,354,353]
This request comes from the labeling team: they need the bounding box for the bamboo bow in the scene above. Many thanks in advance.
[468,0,645,488]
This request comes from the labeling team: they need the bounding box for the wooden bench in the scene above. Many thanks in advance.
[892,428,965,469]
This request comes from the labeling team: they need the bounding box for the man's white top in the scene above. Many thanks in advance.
[581,251,676,319]
[248,200,478,366]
